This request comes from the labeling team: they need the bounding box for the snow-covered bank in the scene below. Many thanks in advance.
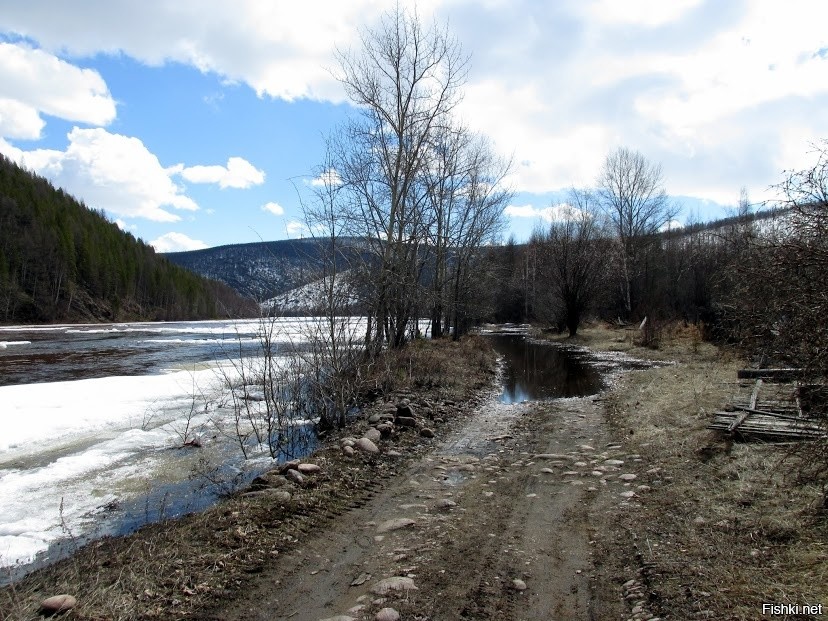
[0,364,235,569]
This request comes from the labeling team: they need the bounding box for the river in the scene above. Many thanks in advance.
[0,317,375,579]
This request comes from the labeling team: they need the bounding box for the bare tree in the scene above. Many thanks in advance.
[422,124,510,338]
[598,147,678,316]
[329,5,469,349]
[532,189,610,336]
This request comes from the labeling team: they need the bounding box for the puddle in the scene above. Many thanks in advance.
[486,334,604,403]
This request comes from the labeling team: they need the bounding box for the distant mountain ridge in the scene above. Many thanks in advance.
[164,238,364,301]
[165,210,789,311]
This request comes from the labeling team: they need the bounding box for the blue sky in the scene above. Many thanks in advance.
[1,0,828,251]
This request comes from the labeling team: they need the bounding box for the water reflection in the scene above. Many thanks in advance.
[487,334,603,403]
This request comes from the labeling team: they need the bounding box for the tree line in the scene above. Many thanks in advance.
[0,154,256,323]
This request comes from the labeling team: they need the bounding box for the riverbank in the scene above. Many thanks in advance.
[4,324,826,620]
[1,336,498,620]
[537,323,828,620]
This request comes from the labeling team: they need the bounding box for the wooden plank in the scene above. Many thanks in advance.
[728,410,751,432]
[730,406,810,423]
[737,368,803,380]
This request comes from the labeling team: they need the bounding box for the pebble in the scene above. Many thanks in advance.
[355,438,380,453]
[371,576,418,595]
[365,428,382,443]
[540,468,555,474]
[297,463,322,474]
[377,518,416,533]
[618,473,637,481]
[420,428,435,438]
[435,498,457,509]
[285,469,305,485]
[375,608,401,621]
[40,594,77,616]
[343,445,355,457]
[604,459,624,466]
[619,491,636,498]
[512,578,528,591]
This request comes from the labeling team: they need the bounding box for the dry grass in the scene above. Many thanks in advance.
[550,322,828,620]
[0,336,497,621]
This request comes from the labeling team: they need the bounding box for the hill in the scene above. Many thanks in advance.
[0,154,256,323]
[164,238,365,301]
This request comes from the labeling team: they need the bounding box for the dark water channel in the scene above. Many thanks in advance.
[487,334,604,402]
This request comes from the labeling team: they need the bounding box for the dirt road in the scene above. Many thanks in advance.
[212,387,641,621]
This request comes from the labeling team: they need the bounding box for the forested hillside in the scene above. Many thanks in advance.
[0,155,256,323]
[164,238,364,301]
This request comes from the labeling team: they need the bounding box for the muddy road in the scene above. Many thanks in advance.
[211,339,653,621]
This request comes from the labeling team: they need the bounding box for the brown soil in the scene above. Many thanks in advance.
[4,325,827,621]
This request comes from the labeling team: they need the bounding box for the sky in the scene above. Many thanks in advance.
[1,0,828,252]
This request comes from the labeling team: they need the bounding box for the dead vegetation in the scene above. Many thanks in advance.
[549,322,828,620]
[0,336,496,621]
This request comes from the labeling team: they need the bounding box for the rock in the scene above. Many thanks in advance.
[250,471,289,489]
[435,498,457,509]
[386,450,403,457]
[371,576,417,595]
[243,488,291,502]
[512,578,528,591]
[355,437,380,453]
[368,413,382,424]
[377,423,393,437]
[351,572,372,586]
[343,445,355,457]
[318,616,356,621]
[604,459,625,466]
[540,468,555,474]
[420,427,435,438]
[618,473,637,481]
[377,518,416,533]
[285,469,305,485]
[376,608,400,621]
[271,490,292,503]
[395,416,417,428]
[278,459,301,474]
[297,463,322,474]
[39,594,77,616]
[396,399,415,418]
[365,428,382,443]
[619,490,636,498]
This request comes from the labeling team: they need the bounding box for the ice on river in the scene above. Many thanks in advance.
[0,364,238,570]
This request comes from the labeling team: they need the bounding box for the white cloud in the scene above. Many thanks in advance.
[0,42,115,139]
[261,201,285,216]
[3,0,828,211]
[310,168,342,187]
[150,232,209,253]
[0,1,409,102]
[285,219,309,238]
[0,127,198,222]
[504,203,587,222]
[176,156,265,189]
[584,0,703,28]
